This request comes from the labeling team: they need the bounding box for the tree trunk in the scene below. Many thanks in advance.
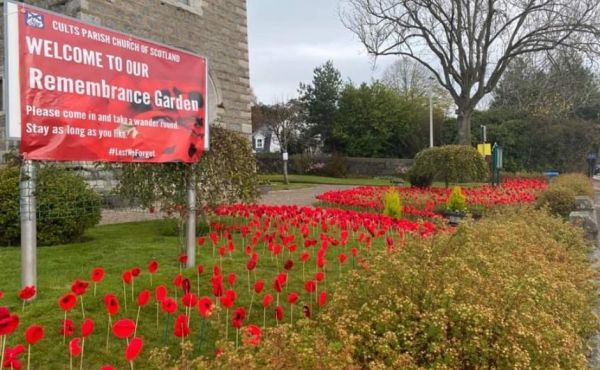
[283,159,289,185]
[457,109,472,145]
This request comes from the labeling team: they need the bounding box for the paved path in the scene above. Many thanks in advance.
[257,184,355,206]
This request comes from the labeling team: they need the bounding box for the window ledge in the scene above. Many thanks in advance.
[161,0,203,16]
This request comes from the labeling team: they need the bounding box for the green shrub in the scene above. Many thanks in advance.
[382,188,402,219]
[323,153,348,178]
[554,173,594,198]
[0,166,101,246]
[408,145,488,187]
[446,186,467,213]
[320,208,598,369]
[535,185,576,217]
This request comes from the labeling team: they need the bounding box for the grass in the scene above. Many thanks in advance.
[259,174,399,186]
[269,183,315,191]
[0,218,364,369]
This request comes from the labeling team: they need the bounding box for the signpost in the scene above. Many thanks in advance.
[5,0,209,291]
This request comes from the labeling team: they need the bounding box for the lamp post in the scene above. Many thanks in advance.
[429,77,434,148]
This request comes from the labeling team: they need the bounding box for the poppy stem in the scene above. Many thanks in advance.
[247,270,250,293]
[263,308,266,328]
[106,314,112,350]
[93,283,97,297]
[248,293,254,320]
[134,307,141,337]
[150,273,153,287]
[129,361,134,370]
[131,279,135,303]
[236,328,239,350]
[27,344,31,370]
[70,355,73,370]
[156,303,159,330]
[22,300,25,312]
[0,336,5,370]
[290,305,293,325]
[79,338,84,370]
[196,271,200,297]
[80,295,85,318]
[63,311,67,344]
[123,282,128,312]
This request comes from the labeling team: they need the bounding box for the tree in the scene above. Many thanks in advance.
[299,61,343,152]
[382,57,433,98]
[342,0,600,144]
[492,51,600,119]
[259,100,305,184]
[332,81,446,157]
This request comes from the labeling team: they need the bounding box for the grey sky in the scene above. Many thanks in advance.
[247,0,395,104]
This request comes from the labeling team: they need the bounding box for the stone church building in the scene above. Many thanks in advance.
[0,0,251,157]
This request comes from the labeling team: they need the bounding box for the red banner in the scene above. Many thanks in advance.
[6,1,208,162]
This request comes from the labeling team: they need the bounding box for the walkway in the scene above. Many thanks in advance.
[257,184,354,206]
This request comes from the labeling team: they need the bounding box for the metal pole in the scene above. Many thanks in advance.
[429,80,434,148]
[185,168,196,268]
[20,160,37,293]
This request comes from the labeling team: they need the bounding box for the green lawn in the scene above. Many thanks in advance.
[269,182,315,191]
[0,219,359,369]
[260,174,399,186]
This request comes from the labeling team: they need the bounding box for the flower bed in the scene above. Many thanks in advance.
[315,178,547,217]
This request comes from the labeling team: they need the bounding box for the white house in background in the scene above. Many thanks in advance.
[252,125,281,153]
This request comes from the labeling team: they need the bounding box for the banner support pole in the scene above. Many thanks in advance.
[185,167,196,268]
[20,159,37,294]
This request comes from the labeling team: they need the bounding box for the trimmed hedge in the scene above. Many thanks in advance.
[408,145,488,187]
[0,166,101,246]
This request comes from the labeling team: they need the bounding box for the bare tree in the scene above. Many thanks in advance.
[342,0,600,144]
[382,56,432,98]
[261,99,304,184]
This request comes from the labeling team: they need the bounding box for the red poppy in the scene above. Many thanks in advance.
[338,253,348,264]
[125,337,143,362]
[173,274,183,288]
[242,325,261,346]
[19,285,36,300]
[81,318,94,337]
[304,280,316,293]
[275,305,284,321]
[174,314,191,338]
[219,295,234,309]
[178,254,188,265]
[303,305,311,318]
[101,365,115,370]
[315,271,325,282]
[58,293,77,312]
[0,308,18,336]
[300,252,310,262]
[197,264,204,274]
[161,298,177,314]
[104,294,119,316]
[112,319,136,339]
[198,296,214,318]
[182,278,191,295]
[0,291,3,300]
[25,324,44,345]
[137,289,151,307]
[246,258,257,271]
[262,294,273,308]
[182,293,197,308]
[69,337,82,357]
[218,246,226,257]
[197,236,205,246]
[71,280,89,296]
[351,247,359,257]
[209,232,219,245]
[2,344,24,370]
[155,285,168,302]
[232,307,246,329]
[61,319,74,337]
[91,267,105,283]
[131,267,141,277]
[213,265,221,276]
[283,259,294,270]
[318,291,327,307]
[122,271,132,285]
[147,260,158,274]
[254,280,265,294]
[287,292,299,305]
[227,273,236,287]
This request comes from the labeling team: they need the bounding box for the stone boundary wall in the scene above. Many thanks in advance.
[256,153,413,178]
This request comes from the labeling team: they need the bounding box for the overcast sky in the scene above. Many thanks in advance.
[247,0,396,104]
